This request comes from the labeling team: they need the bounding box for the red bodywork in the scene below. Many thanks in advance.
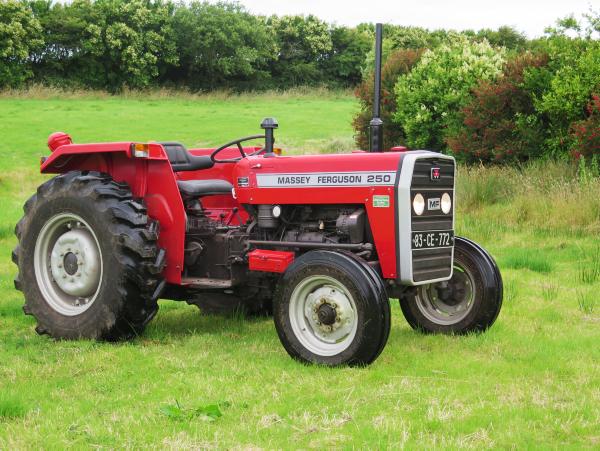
[41,141,402,284]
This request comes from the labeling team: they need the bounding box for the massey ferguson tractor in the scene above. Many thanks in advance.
[12,25,502,366]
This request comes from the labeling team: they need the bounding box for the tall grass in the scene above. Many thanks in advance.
[0,84,353,101]
[457,160,600,234]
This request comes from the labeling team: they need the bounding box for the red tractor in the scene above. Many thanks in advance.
[12,26,502,366]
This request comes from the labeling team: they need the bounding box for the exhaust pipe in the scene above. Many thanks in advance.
[369,23,384,153]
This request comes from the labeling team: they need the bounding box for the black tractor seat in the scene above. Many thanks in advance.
[176,179,233,198]
[158,141,232,198]
[158,141,214,172]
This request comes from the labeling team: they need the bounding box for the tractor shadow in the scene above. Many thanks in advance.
[143,301,272,341]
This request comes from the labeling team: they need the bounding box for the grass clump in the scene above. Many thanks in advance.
[160,400,229,422]
[0,394,28,420]
[577,290,596,314]
[541,282,559,302]
[502,249,553,273]
[578,247,600,284]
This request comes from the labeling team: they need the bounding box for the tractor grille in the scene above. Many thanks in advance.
[410,158,455,283]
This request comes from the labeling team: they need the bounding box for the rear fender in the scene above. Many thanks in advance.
[41,142,185,284]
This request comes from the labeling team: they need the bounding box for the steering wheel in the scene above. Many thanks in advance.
[210,134,266,163]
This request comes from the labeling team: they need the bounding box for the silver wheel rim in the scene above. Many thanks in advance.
[289,275,358,357]
[34,213,103,316]
[415,263,476,325]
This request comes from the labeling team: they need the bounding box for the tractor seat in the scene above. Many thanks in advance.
[158,141,214,172]
[176,179,233,198]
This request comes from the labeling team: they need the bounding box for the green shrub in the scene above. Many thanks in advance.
[393,35,505,151]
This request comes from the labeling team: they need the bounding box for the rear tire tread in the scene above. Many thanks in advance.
[13,170,166,340]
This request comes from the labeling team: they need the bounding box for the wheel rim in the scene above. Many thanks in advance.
[289,275,358,357]
[34,213,103,316]
[414,262,476,326]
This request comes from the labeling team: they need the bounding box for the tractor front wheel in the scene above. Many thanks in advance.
[400,237,503,334]
[13,171,166,340]
[273,251,390,366]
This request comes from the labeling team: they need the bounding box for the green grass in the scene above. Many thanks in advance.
[1,92,599,448]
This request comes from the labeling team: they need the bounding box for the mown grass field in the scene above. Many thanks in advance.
[0,91,599,448]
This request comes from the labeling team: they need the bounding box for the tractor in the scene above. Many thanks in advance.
[12,25,502,366]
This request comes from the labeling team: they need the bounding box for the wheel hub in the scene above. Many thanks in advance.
[303,285,355,343]
[317,302,336,325]
[63,252,79,275]
[415,265,475,325]
[434,272,469,306]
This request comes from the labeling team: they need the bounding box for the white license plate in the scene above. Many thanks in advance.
[412,230,454,249]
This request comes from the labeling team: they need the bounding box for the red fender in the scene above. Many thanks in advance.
[41,141,185,284]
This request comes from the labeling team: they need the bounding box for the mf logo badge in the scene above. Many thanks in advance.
[428,198,441,210]
[430,167,441,181]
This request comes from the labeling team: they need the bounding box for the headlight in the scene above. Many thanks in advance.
[441,192,452,214]
[413,193,425,215]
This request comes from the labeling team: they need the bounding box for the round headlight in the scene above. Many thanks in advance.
[413,193,425,216]
[272,205,282,218]
[441,192,452,214]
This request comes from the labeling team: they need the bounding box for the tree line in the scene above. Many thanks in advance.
[1,0,529,91]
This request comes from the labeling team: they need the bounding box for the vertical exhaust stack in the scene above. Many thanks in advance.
[369,23,384,153]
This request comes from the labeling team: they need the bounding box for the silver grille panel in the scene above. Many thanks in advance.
[397,152,455,285]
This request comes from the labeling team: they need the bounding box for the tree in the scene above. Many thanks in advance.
[473,26,528,50]
[28,0,90,85]
[0,0,43,87]
[268,14,332,86]
[76,0,178,90]
[172,1,276,90]
[321,25,370,87]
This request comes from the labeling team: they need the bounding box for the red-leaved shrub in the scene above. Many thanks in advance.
[569,94,600,160]
[446,53,549,163]
[353,48,422,150]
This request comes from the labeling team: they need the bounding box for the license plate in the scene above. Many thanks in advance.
[412,230,454,249]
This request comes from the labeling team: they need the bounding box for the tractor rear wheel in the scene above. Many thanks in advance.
[273,251,390,366]
[400,237,503,334]
[12,171,166,340]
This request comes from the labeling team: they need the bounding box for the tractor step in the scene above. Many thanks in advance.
[181,277,233,289]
